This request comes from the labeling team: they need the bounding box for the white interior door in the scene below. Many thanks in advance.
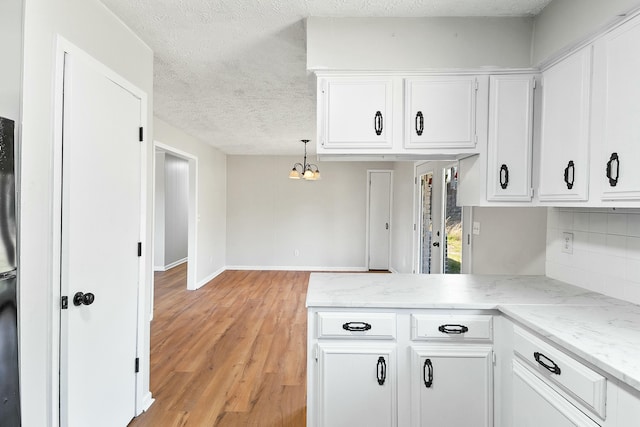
[60,52,142,427]
[368,171,392,270]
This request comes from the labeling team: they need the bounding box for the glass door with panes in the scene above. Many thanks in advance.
[415,162,463,274]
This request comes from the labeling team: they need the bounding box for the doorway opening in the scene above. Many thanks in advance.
[415,162,467,274]
[153,142,198,291]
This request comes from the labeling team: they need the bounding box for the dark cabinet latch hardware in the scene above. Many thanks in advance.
[342,322,372,332]
[499,164,509,189]
[606,152,619,187]
[423,358,433,388]
[415,111,424,136]
[374,111,383,136]
[438,324,469,334]
[376,356,386,386]
[534,351,561,375]
[564,160,575,190]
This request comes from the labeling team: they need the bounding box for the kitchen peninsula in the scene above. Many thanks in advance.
[306,273,640,427]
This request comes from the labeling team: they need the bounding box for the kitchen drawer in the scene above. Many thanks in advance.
[411,314,493,341]
[513,326,606,418]
[317,312,396,340]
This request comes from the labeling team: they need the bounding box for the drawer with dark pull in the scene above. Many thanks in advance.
[317,312,396,339]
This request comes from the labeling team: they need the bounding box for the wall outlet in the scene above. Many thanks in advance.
[562,232,574,254]
[472,221,480,235]
[294,249,300,257]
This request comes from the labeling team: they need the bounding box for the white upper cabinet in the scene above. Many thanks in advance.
[404,76,481,149]
[538,46,592,202]
[319,78,393,150]
[592,15,640,200]
[486,74,536,201]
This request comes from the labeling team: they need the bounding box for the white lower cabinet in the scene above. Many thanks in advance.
[317,343,397,427]
[410,345,493,427]
[512,360,600,427]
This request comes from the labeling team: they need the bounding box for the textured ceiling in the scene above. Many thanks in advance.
[100,0,553,155]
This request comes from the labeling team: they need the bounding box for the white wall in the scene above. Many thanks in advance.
[470,207,547,275]
[307,17,533,70]
[0,0,22,122]
[390,162,415,273]
[153,152,166,269]
[547,208,640,304]
[227,156,390,269]
[532,0,640,65]
[163,154,189,267]
[20,0,153,425]
[154,118,227,286]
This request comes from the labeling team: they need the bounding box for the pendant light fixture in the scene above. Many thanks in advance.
[289,139,321,180]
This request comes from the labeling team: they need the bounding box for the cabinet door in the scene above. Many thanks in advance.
[410,345,492,427]
[538,47,592,201]
[512,360,601,427]
[487,75,536,201]
[317,344,396,427]
[405,77,478,149]
[593,16,640,200]
[321,79,393,149]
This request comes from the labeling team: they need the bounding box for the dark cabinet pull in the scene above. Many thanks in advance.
[423,358,433,388]
[415,111,424,136]
[342,321,372,332]
[374,111,383,136]
[564,160,575,190]
[499,164,509,189]
[438,324,469,334]
[534,352,562,375]
[377,356,386,386]
[606,152,619,187]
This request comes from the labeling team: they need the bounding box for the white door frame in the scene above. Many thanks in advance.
[365,170,393,271]
[51,37,150,426]
[153,141,198,292]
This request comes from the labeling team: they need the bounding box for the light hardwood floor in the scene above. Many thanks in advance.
[128,265,309,426]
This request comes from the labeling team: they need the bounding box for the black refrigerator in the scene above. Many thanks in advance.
[0,116,20,426]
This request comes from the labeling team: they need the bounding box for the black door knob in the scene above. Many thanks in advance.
[73,292,95,306]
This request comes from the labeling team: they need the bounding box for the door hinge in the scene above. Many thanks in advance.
[533,77,537,90]
[415,177,417,185]
[139,127,144,142]
[135,357,140,373]
[137,242,142,257]
[474,133,478,144]
[414,224,417,231]
[492,351,497,365]
[467,234,470,245]
[475,79,479,91]
[61,296,68,310]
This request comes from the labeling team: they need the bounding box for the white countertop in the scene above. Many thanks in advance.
[307,273,640,392]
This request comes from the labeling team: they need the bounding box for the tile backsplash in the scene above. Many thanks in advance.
[546,208,640,305]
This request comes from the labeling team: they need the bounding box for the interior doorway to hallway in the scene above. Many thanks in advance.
[153,142,198,291]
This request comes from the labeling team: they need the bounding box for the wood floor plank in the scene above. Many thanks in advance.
[128,266,309,426]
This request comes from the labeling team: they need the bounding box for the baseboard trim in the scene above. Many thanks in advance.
[164,257,187,271]
[153,265,166,272]
[224,265,368,272]
[195,266,226,290]
[139,392,155,413]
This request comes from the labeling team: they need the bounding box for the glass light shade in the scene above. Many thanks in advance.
[289,168,301,179]
[313,170,321,180]
[303,169,314,179]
